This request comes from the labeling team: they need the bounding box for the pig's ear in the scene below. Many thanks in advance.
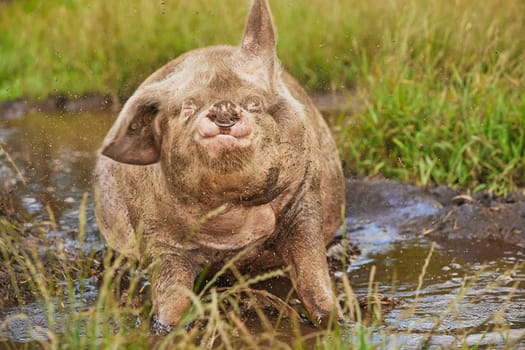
[241,0,276,63]
[102,102,162,165]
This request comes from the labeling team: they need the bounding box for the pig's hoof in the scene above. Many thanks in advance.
[310,312,346,328]
[151,315,174,335]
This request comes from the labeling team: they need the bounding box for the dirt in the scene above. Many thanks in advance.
[345,176,525,251]
[0,95,117,120]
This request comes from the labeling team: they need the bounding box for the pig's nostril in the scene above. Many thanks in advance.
[209,114,240,128]
[214,120,236,128]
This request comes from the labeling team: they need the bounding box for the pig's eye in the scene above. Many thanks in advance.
[243,96,264,113]
[181,98,198,118]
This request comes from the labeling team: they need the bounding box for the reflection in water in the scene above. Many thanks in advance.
[352,237,524,328]
[0,112,114,249]
[0,112,524,347]
[342,222,525,348]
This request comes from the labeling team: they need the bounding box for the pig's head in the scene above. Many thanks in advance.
[101,0,306,203]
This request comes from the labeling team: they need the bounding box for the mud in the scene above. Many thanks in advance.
[0,95,117,121]
[346,177,525,250]
[0,111,524,347]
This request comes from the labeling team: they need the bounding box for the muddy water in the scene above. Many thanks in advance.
[0,113,111,251]
[345,231,524,347]
[0,112,524,348]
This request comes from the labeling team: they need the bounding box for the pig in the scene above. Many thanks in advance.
[94,0,345,327]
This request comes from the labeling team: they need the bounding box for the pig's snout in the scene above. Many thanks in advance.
[198,101,252,139]
[207,100,240,128]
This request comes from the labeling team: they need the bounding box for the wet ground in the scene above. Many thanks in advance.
[0,111,524,348]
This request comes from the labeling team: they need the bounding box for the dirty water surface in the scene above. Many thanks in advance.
[0,112,524,348]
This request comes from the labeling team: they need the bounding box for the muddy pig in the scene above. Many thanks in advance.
[94,0,345,327]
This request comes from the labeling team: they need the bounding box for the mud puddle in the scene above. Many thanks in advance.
[0,112,524,348]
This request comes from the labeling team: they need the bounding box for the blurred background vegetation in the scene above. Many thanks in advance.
[0,0,524,193]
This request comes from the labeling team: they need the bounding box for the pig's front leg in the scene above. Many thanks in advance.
[152,253,198,327]
[278,203,342,325]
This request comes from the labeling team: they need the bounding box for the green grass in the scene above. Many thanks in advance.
[338,71,525,194]
[0,0,359,99]
[330,0,525,194]
[0,0,524,191]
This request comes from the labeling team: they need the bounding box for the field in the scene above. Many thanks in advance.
[1,0,524,349]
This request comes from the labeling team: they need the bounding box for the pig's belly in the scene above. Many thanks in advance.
[193,204,276,251]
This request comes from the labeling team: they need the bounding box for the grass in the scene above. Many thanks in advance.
[1,0,524,193]
[337,70,525,194]
[333,0,525,194]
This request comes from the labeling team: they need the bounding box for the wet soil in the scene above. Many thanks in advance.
[346,177,525,251]
[0,111,524,347]
[0,95,117,121]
